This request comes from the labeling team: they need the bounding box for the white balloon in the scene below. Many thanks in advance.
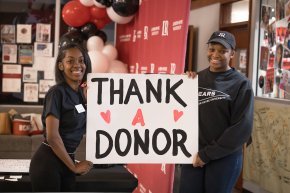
[79,0,94,6]
[87,36,104,52]
[102,44,118,61]
[106,7,135,24]
[88,51,110,73]
[94,1,106,8]
[108,60,128,73]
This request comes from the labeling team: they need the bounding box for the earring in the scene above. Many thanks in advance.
[59,63,64,70]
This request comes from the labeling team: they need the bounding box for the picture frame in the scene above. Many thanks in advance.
[19,44,33,64]
[1,24,15,43]
[2,44,17,63]
[34,42,53,57]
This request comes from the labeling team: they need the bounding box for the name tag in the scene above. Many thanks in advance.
[75,104,85,113]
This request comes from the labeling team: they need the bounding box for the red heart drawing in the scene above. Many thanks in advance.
[100,110,111,124]
[173,110,183,122]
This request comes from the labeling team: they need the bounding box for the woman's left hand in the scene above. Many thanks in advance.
[75,160,93,175]
[193,154,205,167]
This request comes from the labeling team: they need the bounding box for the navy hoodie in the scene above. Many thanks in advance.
[197,67,254,163]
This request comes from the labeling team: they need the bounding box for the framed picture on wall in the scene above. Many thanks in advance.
[36,23,51,42]
[34,42,53,57]
[1,24,15,43]
[16,24,32,44]
[2,64,22,93]
[2,44,17,63]
[19,45,33,64]
[23,83,39,102]
[234,49,247,76]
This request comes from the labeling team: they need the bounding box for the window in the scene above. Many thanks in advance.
[220,0,250,27]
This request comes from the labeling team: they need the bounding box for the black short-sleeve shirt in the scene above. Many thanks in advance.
[42,82,86,153]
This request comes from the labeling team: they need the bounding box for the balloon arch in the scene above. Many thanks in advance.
[60,0,140,73]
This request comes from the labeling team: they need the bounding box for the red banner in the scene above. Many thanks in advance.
[126,164,175,193]
[116,0,191,192]
[116,0,191,75]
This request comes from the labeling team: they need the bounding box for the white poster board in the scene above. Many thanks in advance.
[86,73,198,164]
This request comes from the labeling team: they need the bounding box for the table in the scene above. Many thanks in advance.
[0,165,138,192]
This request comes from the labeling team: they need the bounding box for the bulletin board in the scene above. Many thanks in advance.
[0,0,69,105]
[256,0,290,101]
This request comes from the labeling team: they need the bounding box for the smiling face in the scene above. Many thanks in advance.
[58,47,86,90]
[207,43,235,72]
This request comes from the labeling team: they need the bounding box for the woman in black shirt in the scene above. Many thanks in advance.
[29,43,93,191]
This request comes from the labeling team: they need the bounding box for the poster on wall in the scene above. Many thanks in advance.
[2,64,21,93]
[260,46,269,70]
[33,56,55,79]
[282,46,290,70]
[275,43,284,69]
[34,42,53,57]
[279,70,290,99]
[261,5,271,29]
[23,83,38,102]
[265,68,275,94]
[19,45,33,64]
[2,44,17,63]
[1,24,15,43]
[36,23,51,42]
[39,79,55,98]
[23,67,37,83]
[16,24,32,44]
[86,73,199,164]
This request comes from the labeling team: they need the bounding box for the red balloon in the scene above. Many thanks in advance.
[90,5,107,19]
[62,1,91,27]
[90,16,111,29]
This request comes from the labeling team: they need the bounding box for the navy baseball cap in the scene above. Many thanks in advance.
[207,31,236,49]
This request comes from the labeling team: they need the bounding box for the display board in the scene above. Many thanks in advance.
[256,0,290,100]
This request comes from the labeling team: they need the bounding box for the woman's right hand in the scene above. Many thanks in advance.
[74,160,93,175]
[186,71,197,79]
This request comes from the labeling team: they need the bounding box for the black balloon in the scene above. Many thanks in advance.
[80,22,98,39]
[112,0,139,17]
[96,0,113,7]
[95,30,107,43]
[67,26,79,32]
[59,30,86,49]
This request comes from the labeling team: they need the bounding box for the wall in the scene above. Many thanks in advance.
[188,3,220,72]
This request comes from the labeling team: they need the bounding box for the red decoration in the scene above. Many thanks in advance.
[90,17,111,29]
[62,1,91,27]
[90,5,107,19]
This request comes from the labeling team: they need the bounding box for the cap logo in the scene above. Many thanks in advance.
[218,33,226,38]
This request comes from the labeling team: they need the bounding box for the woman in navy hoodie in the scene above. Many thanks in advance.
[179,31,254,193]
